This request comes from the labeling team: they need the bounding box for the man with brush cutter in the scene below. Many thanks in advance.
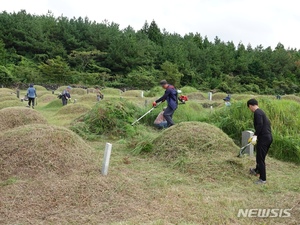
[247,99,273,185]
[153,80,178,128]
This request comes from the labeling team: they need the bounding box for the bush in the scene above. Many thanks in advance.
[206,98,300,164]
[71,99,144,139]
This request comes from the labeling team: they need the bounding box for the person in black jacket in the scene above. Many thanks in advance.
[247,99,273,184]
[153,80,178,127]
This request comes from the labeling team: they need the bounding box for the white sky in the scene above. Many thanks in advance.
[1,0,300,50]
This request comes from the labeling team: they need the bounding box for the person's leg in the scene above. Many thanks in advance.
[28,98,32,106]
[163,106,175,127]
[32,98,35,108]
[62,97,67,106]
[256,137,272,181]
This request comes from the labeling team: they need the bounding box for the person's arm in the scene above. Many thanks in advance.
[155,88,171,103]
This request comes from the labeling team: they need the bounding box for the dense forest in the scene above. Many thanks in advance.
[1,10,300,94]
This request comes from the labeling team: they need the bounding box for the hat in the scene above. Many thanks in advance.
[29,84,34,87]
[223,96,230,101]
[160,80,168,86]
[67,86,72,89]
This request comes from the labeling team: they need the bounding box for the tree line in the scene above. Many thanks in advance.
[1,10,300,94]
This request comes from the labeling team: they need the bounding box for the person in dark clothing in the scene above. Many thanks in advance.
[247,99,273,184]
[153,80,178,127]
[26,84,37,109]
[62,86,72,106]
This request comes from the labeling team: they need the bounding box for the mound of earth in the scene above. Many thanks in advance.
[102,88,122,96]
[0,124,96,180]
[121,90,143,97]
[0,88,15,95]
[0,95,18,101]
[38,94,57,103]
[151,122,240,175]
[0,100,25,110]
[56,104,91,115]
[0,107,47,132]
[186,92,206,100]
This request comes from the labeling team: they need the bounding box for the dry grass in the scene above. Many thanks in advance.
[0,100,24,109]
[282,95,300,103]
[186,92,206,100]
[151,122,240,174]
[212,92,228,100]
[0,88,15,95]
[121,90,144,97]
[78,93,99,102]
[0,93,299,225]
[38,94,58,104]
[102,88,122,96]
[55,104,91,115]
[34,85,48,91]
[0,107,47,132]
[0,95,18,101]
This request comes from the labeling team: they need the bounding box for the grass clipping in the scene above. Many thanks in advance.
[0,107,48,132]
[151,121,240,174]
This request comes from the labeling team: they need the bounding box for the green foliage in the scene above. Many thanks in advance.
[38,56,71,84]
[1,10,300,93]
[125,67,158,89]
[207,98,300,163]
[160,61,184,88]
[71,99,143,138]
[180,86,198,94]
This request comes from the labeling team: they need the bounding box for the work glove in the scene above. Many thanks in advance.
[152,102,157,107]
[248,135,257,145]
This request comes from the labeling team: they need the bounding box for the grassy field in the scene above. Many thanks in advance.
[0,87,299,225]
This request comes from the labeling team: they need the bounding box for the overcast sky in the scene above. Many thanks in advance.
[1,0,300,50]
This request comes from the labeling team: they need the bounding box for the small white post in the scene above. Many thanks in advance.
[101,143,112,175]
[242,131,254,156]
[141,91,144,98]
[208,92,212,101]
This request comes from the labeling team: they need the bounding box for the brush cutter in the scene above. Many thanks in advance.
[131,102,161,126]
[237,142,252,157]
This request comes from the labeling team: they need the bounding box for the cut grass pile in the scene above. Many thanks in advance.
[0,124,95,180]
[0,107,47,132]
[71,99,139,139]
[148,122,240,175]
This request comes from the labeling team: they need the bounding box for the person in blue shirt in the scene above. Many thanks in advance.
[62,86,72,106]
[26,84,37,109]
[153,80,178,127]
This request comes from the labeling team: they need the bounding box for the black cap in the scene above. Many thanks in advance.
[160,80,168,86]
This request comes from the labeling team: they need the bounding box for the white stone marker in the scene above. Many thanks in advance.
[242,131,254,156]
[208,92,212,101]
[101,143,112,175]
